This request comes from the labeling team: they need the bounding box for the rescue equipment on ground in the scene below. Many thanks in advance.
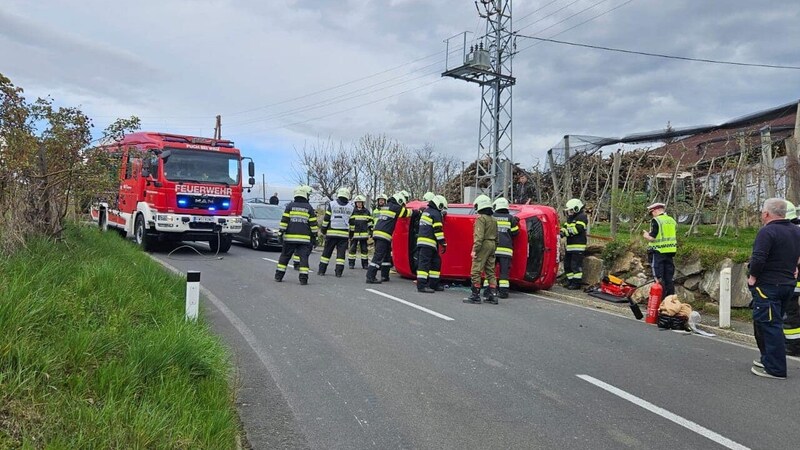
[645,280,663,324]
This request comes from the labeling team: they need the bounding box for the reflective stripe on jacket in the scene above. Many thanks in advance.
[564,210,587,253]
[648,214,677,254]
[493,211,519,257]
[417,205,445,249]
[279,200,319,243]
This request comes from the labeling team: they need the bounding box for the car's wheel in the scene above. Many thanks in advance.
[209,234,233,253]
[134,214,156,252]
[250,229,263,250]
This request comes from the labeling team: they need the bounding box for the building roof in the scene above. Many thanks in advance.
[650,102,798,166]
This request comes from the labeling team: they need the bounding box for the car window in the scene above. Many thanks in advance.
[251,205,283,220]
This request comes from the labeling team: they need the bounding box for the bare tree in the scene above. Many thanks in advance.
[293,137,353,200]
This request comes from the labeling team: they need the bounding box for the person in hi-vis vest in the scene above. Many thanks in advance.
[642,202,677,299]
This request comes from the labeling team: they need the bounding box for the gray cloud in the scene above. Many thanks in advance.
[0,10,162,101]
[3,0,799,183]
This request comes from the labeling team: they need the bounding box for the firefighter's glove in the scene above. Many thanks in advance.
[440,242,447,254]
[560,228,567,238]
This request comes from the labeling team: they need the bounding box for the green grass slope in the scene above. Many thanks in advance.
[0,226,238,449]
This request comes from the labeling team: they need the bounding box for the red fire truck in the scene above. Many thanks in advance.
[90,132,255,252]
[392,201,560,291]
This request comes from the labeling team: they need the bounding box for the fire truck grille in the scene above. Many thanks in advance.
[188,222,216,230]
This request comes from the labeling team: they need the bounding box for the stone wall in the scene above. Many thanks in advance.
[591,252,752,308]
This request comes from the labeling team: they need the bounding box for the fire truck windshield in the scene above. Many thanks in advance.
[162,148,240,185]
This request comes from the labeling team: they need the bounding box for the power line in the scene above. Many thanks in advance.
[515,0,587,33]
[256,79,446,133]
[234,0,635,134]
[515,34,800,70]
[515,0,635,54]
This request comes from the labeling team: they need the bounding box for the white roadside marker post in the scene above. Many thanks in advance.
[186,271,200,321]
[719,267,731,328]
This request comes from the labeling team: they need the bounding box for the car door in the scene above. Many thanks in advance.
[239,204,253,241]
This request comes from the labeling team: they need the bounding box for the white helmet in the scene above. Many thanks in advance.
[293,185,310,199]
[474,194,492,211]
[493,197,509,211]
[336,187,351,200]
[423,191,435,202]
[565,198,584,213]
[353,194,366,204]
[393,191,407,205]
[433,194,448,211]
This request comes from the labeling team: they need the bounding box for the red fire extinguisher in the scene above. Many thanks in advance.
[645,280,663,324]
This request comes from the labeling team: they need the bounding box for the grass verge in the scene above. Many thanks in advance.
[0,226,239,448]
[590,223,755,265]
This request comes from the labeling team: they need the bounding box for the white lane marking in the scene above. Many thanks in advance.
[366,288,454,321]
[262,257,314,272]
[577,374,750,450]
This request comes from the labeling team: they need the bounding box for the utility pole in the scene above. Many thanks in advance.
[442,0,515,199]
[262,174,266,202]
[214,115,222,139]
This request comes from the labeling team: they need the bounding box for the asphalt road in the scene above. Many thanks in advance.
[155,243,800,450]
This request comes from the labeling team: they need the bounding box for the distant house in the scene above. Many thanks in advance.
[650,101,799,205]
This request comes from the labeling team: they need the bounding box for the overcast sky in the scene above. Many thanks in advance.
[2,0,799,195]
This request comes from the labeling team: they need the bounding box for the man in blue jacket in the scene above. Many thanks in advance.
[748,198,800,379]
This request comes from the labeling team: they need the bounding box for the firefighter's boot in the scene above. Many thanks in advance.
[463,286,482,304]
[498,287,509,299]
[484,286,498,305]
[318,262,328,276]
[299,273,308,285]
[361,259,369,269]
[274,270,284,282]
[567,279,581,290]
[335,266,344,278]
[380,266,391,282]
[366,266,381,284]
[430,278,444,292]
[348,259,356,270]
[417,279,435,294]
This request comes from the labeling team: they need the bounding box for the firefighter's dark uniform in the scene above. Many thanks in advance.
[416,202,446,292]
[319,197,354,277]
[562,209,588,289]
[785,280,800,356]
[276,197,318,285]
[494,209,519,298]
[348,204,373,269]
[647,213,677,298]
[367,197,410,283]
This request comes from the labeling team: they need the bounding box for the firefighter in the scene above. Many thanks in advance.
[465,194,498,304]
[373,194,388,222]
[783,200,800,356]
[319,187,354,277]
[493,197,519,299]
[348,194,373,269]
[292,185,314,270]
[561,198,588,290]
[275,185,318,285]
[367,191,410,284]
[416,194,447,293]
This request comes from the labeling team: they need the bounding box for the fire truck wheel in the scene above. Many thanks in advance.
[250,230,263,250]
[209,234,233,253]
[134,214,156,252]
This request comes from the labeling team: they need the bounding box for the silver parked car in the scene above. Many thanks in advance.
[234,203,283,250]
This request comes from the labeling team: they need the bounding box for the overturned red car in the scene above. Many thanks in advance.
[392,201,560,291]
